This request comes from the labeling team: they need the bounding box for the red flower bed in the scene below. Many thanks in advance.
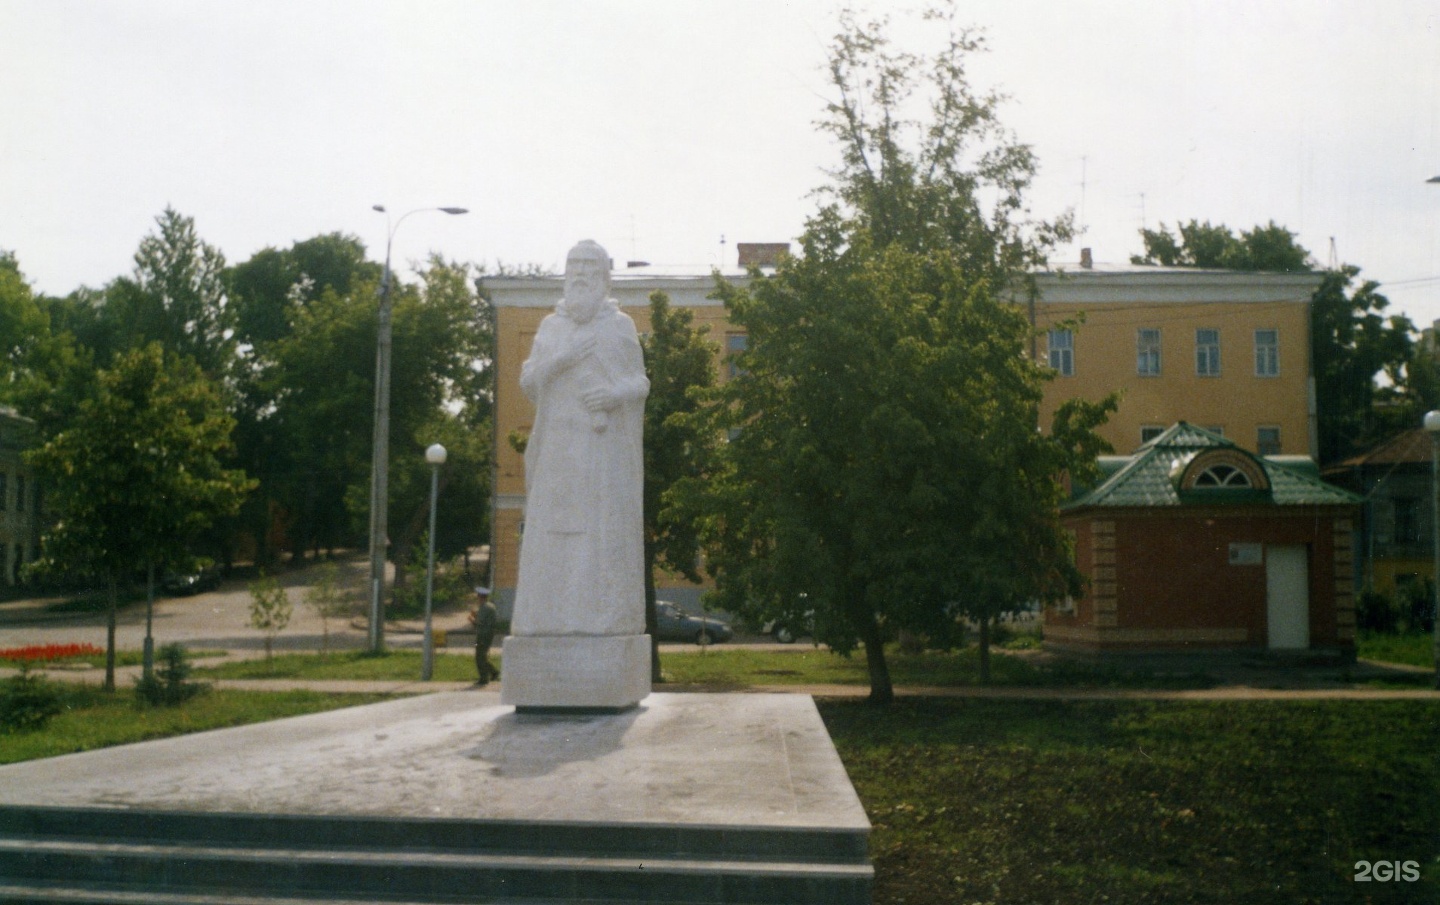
[0,642,105,664]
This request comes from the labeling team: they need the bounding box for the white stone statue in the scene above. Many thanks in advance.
[502,240,651,709]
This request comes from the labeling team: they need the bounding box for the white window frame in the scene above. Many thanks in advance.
[1196,328,1221,377]
[1254,329,1279,377]
[1137,328,1162,376]
[1048,329,1074,376]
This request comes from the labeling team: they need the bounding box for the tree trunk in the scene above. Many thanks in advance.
[643,537,661,683]
[104,574,118,692]
[847,590,893,704]
[978,613,992,685]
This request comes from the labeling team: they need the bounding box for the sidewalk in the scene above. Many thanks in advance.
[14,661,1439,701]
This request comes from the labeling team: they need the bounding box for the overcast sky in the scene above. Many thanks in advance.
[3,1,1439,324]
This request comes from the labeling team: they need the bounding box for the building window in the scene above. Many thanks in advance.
[1194,464,1253,488]
[1048,329,1074,376]
[1393,497,1420,545]
[1140,425,1165,445]
[1256,426,1282,456]
[1196,329,1221,376]
[1137,328,1161,376]
[1254,329,1279,377]
[726,333,748,378]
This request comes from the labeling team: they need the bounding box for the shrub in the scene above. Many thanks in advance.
[390,551,472,620]
[1399,580,1437,633]
[1356,589,1401,633]
[0,665,64,733]
[304,563,354,655]
[134,643,208,707]
[248,572,293,662]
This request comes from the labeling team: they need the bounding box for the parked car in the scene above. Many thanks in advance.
[161,566,222,596]
[655,600,732,645]
[763,610,815,644]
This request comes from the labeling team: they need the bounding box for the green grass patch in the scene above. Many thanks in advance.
[195,649,481,683]
[822,698,1440,905]
[660,645,1215,690]
[194,645,1213,689]
[0,685,387,764]
[1359,631,1436,669]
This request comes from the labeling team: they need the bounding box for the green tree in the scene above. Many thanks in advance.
[24,343,253,690]
[677,6,1110,703]
[227,232,380,349]
[105,208,236,379]
[1311,267,1414,461]
[0,254,96,442]
[247,573,293,664]
[1131,220,1311,271]
[303,562,353,656]
[641,290,719,681]
[261,255,491,572]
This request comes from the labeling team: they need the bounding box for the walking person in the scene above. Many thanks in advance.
[470,587,499,685]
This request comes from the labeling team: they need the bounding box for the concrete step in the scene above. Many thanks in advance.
[0,884,622,905]
[0,808,871,905]
[0,805,867,865]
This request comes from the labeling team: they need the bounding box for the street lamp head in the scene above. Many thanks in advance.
[440,207,468,215]
[426,443,448,466]
[1428,176,1440,184]
[1424,411,1440,433]
[372,204,387,213]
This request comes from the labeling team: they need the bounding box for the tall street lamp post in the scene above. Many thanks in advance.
[367,204,467,653]
[1424,411,1440,688]
[421,443,447,681]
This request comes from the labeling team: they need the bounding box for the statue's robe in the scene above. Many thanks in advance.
[511,298,649,637]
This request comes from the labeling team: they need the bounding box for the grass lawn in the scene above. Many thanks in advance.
[660,645,1215,689]
[1359,631,1435,669]
[193,645,1217,690]
[195,649,482,682]
[822,698,1440,905]
[0,684,386,765]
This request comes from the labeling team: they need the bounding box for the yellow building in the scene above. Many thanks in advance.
[485,259,1323,612]
[1031,265,1321,459]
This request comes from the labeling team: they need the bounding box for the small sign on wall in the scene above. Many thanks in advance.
[1229,543,1263,566]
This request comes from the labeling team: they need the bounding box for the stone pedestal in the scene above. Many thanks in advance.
[0,692,873,904]
[500,633,650,710]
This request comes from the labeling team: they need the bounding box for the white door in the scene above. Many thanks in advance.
[1266,545,1310,650]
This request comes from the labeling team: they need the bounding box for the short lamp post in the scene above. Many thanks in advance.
[1424,411,1440,688]
[367,204,467,654]
[421,443,447,681]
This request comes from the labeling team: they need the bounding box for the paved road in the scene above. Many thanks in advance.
[4,557,1435,700]
[0,557,793,658]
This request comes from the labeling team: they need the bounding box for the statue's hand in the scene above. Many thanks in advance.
[581,385,621,412]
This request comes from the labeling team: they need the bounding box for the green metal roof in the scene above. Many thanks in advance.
[1064,422,1362,510]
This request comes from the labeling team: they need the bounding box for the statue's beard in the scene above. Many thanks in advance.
[566,282,606,323]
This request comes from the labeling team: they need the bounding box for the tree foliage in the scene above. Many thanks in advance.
[641,290,719,680]
[24,343,253,689]
[676,6,1110,702]
[1311,267,1415,461]
[1131,220,1312,272]
[105,208,236,379]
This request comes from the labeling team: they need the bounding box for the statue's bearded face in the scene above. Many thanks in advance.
[564,253,608,323]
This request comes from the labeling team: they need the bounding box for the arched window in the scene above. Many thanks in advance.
[1193,464,1252,488]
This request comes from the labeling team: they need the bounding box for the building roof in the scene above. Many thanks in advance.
[1326,428,1433,470]
[1064,422,1360,510]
